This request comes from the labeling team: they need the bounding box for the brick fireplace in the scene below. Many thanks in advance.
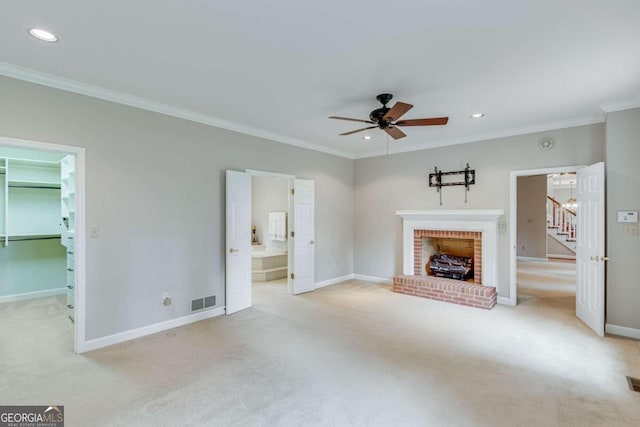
[394,210,504,309]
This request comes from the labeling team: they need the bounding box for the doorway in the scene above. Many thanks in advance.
[225,169,315,315]
[510,163,606,336]
[0,136,86,353]
[515,171,577,310]
[250,173,291,293]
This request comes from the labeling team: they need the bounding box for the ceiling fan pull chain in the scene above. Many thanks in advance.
[386,133,389,156]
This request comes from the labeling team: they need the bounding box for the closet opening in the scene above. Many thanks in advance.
[0,137,85,353]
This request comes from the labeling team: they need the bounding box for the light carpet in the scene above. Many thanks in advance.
[1,277,639,426]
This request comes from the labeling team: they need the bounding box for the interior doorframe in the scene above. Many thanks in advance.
[508,164,584,306]
[0,136,86,354]
[245,169,296,295]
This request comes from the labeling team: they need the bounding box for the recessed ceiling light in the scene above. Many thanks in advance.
[470,113,485,118]
[28,28,58,43]
[362,135,372,140]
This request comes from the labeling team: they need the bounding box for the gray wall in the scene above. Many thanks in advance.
[517,175,547,258]
[605,108,640,330]
[354,124,605,299]
[251,176,289,250]
[0,75,354,340]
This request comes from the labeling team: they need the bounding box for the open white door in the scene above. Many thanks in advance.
[291,179,315,294]
[576,162,605,336]
[225,170,252,314]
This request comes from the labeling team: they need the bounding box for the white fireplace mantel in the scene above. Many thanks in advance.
[396,209,505,287]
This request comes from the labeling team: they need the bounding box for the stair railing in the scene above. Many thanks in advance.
[547,196,576,241]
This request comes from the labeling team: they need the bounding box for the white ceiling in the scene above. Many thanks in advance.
[1,0,639,159]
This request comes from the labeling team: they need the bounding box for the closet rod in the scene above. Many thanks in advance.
[7,236,61,242]
[8,185,60,190]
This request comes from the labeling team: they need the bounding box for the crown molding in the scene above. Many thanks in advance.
[599,99,640,113]
[0,62,355,160]
[353,113,606,159]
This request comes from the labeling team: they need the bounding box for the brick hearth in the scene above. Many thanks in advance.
[393,275,497,310]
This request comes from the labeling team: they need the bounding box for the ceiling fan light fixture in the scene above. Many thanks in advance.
[470,113,485,118]
[362,135,372,140]
[28,28,58,42]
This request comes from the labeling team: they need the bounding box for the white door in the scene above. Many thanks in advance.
[576,162,605,336]
[225,170,252,314]
[292,179,315,294]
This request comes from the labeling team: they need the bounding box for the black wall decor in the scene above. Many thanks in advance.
[429,163,476,205]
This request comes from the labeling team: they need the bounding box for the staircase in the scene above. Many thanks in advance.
[547,196,576,254]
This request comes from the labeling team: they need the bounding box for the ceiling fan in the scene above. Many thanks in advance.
[329,93,448,140]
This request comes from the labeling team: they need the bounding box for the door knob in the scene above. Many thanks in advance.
[602,256,610,262]
[229,248,239,253]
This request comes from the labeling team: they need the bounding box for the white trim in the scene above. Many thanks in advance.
[396,210,504,287]
[0,288,66,304]
[605,324,640,340]
[497,296,514,306]
[315,274,354,289]
[516,256,548,262]
[0,62,354,160]
[0,136,87,354]
[354,114,605,159]
[509,165,584,306]
[353,274,393,285]
[600,100,640,114]
[245,169,296,179]
[83,307,225,353]
[0,62,616,162]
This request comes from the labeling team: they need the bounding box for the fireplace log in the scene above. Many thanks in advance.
[429,254,473,281]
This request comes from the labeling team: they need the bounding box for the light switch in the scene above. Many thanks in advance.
[90,226,99,238]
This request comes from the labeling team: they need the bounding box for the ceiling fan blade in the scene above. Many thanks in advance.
[340,126,378,136]
[382,102,413,122]
[329,116,375,124]
[395,117,449,126]
[384,126,407,140]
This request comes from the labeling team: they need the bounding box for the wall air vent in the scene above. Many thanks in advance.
[204,295,216,308]
[192,295,216,311]
[191,298,204,312]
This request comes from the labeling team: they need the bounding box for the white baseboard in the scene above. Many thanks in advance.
[353,274,393,285]
[605,324,640,340]
[497,296,514,306]
[547,254,576,260]
[80,307,225,353]
[315,274,354,289]
[516,256,548,262]
[0,287,66,304]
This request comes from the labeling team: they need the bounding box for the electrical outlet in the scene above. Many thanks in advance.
[162,292,172,306]
[527,218,534,224]
[90,225,99,238]
[623,224,639,236]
